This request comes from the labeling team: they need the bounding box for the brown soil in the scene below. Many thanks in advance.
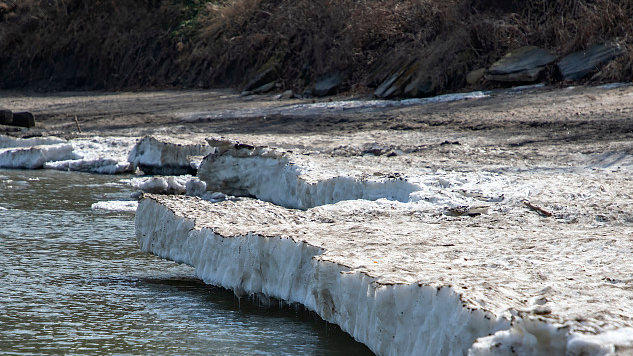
[1,84,632,143]
[1,0,631,94]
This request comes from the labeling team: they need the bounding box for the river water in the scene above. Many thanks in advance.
[0,169,373,355]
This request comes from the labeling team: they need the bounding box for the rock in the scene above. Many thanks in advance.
[374,60,418,98]
[558,43,625,80]
[313,72,344,97]
[466,68,486,85]
[275,90,294,100]
[485,46,556,82]
[403,74,434,98]
[243,58,279,92]
[0,108,12,125]
[12,112,35,128]
[252,81,276,94]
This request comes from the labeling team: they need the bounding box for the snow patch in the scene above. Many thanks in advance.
[183,91,489,122]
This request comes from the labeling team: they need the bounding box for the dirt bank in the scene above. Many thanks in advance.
[1,0,631,95]
[1,83,632,172]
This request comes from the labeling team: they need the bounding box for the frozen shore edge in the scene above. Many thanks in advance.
[135,195,499,356]
[135,195,633,356]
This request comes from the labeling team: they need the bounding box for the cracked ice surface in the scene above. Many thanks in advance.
[136,193,633,356]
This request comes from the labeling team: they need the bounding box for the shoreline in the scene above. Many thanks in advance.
[2,84,633,355]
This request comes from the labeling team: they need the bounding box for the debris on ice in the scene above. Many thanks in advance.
[136,194,633,356]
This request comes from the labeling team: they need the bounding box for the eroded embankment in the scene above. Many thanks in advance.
[136,193,633,356]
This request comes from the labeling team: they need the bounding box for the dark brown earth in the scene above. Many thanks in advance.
[1,84,632,145]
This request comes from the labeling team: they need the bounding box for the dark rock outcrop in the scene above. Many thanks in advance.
[12,112,35,128]
[374,59,418,98]
[485,46,556,82]
[242,58,279,94]
[558,43,626,80]
[313,72,344,97]
[0,108,12,125]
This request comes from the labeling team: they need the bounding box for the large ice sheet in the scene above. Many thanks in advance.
[0,135,135,173]
[136,194,633,356]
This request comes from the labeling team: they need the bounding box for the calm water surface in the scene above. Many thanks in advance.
[0,169,374,355]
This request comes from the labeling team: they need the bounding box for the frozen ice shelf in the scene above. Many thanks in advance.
[136,194,633,356]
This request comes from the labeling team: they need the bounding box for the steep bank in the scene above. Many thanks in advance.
[0,0,631,95]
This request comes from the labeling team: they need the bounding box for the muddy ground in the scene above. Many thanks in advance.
[1,84,632,171]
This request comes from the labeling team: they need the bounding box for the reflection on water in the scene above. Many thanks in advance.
[0,169,373,355]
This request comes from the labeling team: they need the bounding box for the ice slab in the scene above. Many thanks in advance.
[43,136,136,174]
[0,143,76,169]
[198,138,427,209]
[91,200,138,212]
[136,194,633,356]
[0,135,135,173]
[128,135,213,175]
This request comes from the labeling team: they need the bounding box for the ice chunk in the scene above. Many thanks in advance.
[198,138,422,209]
[44,137,136,174]
[129,176,192,195]
[0,144,77,169]
[91,200,138,212]
[128,136,214,175]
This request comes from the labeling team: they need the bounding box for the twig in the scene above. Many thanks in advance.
[74,115,82,133]
[523,201,552,217]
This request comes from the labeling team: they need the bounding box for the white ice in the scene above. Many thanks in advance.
[127,136,213,175]
[91,200,138,212]
[0,134,135,173]
[0,135,67,148]
[197,139,513,210]
[136,195,633,356]
[44,136,136,174]
[135,196,499,356]
[0,143,77,169]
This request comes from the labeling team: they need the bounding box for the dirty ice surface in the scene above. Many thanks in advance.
[2,87,633,356]
[137,193,633,356]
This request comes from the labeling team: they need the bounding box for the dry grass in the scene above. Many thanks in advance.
[0,0,631,93]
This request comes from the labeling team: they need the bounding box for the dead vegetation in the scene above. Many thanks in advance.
[0,0,631,93]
